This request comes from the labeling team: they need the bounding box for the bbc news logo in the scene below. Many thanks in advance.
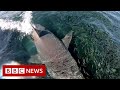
[2,65,46,77]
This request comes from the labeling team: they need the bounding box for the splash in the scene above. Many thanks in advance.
[21,11,33,34]
[0,11,33,34]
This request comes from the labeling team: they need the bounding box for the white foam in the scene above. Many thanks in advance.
[0,11,33,34]
[21,11,33,34]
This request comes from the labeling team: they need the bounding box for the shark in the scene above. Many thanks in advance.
[28,24,84,79]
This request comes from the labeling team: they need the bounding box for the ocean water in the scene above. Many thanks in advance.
[0,11,120,79]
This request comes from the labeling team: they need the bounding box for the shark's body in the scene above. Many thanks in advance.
[30,24,84,79]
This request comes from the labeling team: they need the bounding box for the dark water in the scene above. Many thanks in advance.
[1,11,120,79]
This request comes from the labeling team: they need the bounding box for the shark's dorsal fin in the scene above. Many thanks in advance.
[62,31,73,49]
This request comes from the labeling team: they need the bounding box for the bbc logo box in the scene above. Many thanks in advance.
[2,64,46,77]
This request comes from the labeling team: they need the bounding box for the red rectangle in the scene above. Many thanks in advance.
[2,64,46,77]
